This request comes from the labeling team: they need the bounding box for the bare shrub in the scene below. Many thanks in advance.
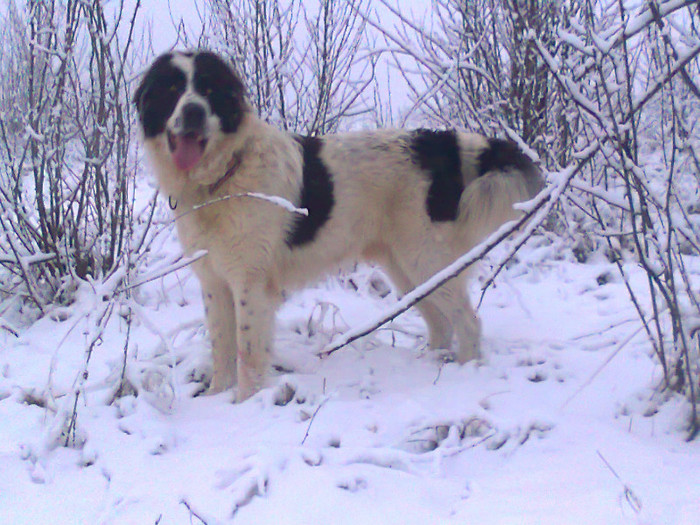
[540,0,700,438]
[202,0,374,134]
[375,0,700,437]
[0,0,143,310]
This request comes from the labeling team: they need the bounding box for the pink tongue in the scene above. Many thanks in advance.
[172,135,204,172]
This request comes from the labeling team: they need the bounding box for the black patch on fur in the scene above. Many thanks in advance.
[193,52,246,133]
[286,136,335,247]
[133,53,186,138]
[409,129,463,222]
[477,138,533,176]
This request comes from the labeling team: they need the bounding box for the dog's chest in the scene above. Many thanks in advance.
[175,192,289,273]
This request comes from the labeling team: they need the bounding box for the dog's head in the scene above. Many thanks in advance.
[134,50,247,179]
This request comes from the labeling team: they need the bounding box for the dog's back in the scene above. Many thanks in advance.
[279,128,542,286]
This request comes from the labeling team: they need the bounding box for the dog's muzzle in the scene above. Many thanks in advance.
[168,102,209,172]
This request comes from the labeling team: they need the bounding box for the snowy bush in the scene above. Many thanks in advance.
[375,0,700,437]
[538,0,700,438]
[201,0,375,134]
[0,0,145,311]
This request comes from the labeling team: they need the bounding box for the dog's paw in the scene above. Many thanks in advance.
[235,382,262,403]
[208,373,236,396]
[205,384,234,401]
[426,347,458,365]
[235,366,268,402]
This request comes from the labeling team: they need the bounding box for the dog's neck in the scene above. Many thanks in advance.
[207,150,244,195]
[168,150,243,210]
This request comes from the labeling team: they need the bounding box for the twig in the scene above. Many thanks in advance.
[596,450,643,515]
[138,190,308,265]
[190,192,308,216]
[180,499,210,525]
[111,304,133,403]
[0,253,57,266]
[60,298,116,448]
[1,323,19,338]
[570,317,638,341]
[562,325,644,409]
[433,361,445,385]
[116,250,208,294]
[0,215,46,313]
[301,397,329,445]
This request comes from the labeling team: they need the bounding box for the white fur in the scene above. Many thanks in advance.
[139,52,540,401]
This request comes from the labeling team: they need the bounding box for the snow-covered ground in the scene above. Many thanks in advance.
[1,230,698,525]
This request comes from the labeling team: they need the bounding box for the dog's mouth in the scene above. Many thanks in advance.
[168,131,208,172]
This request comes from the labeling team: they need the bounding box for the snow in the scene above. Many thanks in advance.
[1,233,699,524]
[2,1,699,523]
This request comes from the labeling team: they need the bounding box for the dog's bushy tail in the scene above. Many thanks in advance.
[459,138,544,242]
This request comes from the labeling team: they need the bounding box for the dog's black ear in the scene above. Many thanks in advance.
[132,52,174,113]
[132,73,149,113]
[132,53,188,137]
[193,52,246,98]
[193,52,247,133]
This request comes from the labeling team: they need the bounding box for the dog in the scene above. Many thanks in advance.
[134,50,543,401]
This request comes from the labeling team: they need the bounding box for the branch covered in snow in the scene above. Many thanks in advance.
[117,250,209,294]
[192,192,308,216]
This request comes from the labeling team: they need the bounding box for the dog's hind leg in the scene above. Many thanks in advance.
[197,269,238,394]
[382,255,453,352]
[449,281,482,363]
[419,276,481,363]
[394,249,481,363]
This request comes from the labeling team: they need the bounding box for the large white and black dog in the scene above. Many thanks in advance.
[134,50,543,401]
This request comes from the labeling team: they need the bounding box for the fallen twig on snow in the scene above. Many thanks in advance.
[301,396,330,445]
[180,499,214,525]
[562,325,646,409]
[596,450,643,515]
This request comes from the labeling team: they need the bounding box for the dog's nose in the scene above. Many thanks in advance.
[179,103,206,133]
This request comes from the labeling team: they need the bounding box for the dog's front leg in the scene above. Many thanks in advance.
[233,280,277,401]
[197,270,239,394]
